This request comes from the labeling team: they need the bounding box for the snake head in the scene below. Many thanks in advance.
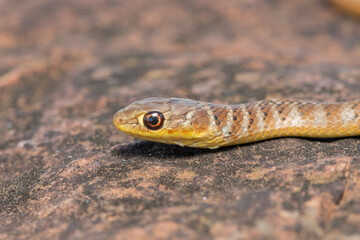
[113,97,214,148]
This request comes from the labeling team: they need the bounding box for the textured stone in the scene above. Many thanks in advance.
[0,0,360,239]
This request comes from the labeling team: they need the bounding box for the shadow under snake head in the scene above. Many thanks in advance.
[113,97,217,148]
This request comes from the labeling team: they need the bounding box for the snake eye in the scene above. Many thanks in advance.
[143,111,164,130]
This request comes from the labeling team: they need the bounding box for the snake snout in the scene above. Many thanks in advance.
[113,110,138,131]
[113,111,124,126]
[113,108,138,136]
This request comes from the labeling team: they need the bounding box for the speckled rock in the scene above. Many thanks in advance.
[0,0,360,239]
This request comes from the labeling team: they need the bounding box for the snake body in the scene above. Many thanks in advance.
[113,98,360,149]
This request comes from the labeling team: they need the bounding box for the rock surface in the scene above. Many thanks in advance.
[0,0,360,239]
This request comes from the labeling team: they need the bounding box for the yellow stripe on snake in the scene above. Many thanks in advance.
[113,98,360,149]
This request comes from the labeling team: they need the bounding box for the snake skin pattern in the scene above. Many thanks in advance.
[113,97,360,149]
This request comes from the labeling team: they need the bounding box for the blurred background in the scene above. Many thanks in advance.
[1,0,360,239]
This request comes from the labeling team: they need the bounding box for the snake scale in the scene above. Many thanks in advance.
[113,98,360,149]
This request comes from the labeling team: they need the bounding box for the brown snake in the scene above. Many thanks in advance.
[113,98,360,149]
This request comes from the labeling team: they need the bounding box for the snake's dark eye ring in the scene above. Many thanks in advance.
[143,111,164,130]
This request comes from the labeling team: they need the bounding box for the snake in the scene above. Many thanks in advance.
[113,97,360,149]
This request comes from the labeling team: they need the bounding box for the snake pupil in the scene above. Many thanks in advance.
[148,115,159,125]
[143,111,164,130]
